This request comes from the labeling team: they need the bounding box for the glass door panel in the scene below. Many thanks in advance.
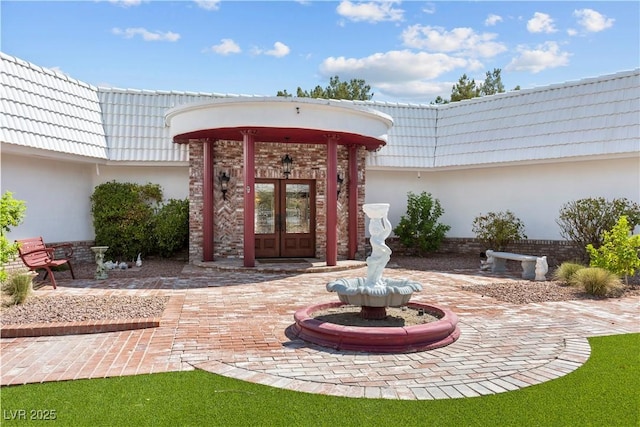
[255,183,275,234]
[285,183,310,234]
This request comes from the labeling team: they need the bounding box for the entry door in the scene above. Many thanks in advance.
[255,179,316,258]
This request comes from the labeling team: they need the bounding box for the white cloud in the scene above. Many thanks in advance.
[207,38,241,55]
[336,1,404,23]
[527,12,557,34]
[320,50,468,84]
[251,42,291,58]
[505,41,570,73]
[401,25,506,58]
[194,0,221,11]
[320,50,476,100]
[108,0,145,7]
[573,9,614,33]
[485,14,503,27]
[264,42,290,58]
[422,3,436,15]
[377,79,453,100]
[112,27,180,42]
[49,66,68,76]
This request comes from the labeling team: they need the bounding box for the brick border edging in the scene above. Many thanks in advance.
[194,337,592,400]
[0,318,161,338]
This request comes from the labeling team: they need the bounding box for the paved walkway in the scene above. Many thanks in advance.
[1,263,638,400]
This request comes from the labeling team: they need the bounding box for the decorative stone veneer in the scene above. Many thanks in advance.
[188,139,367,263]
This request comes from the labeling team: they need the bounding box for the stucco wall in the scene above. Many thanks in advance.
[1,154,190,244]
[94,165,189,201]
[366,156,640,240]
[1,154,95,242]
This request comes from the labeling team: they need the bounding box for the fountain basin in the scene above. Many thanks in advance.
[290,301,460,353]
[326,277,423,307]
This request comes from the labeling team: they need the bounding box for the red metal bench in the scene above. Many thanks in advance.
[15,237,75,289]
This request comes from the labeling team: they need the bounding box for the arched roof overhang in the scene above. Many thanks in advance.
[164,97,393,150]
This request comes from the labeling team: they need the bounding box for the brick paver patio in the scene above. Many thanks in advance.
[1,263,638,400]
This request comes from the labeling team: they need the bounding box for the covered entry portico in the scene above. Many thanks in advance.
[165,97,393,267]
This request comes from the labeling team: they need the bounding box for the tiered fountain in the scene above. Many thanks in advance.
[290,203,460,353]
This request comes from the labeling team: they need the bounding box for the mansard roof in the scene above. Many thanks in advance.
[0,52,107,160]
[1,51,638,168]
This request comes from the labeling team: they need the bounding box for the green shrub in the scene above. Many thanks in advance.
[552,262,586,284]
[0,191,27,282]
[556,197,640,262]
[393,191,450,256]
[2,271,34,305]
[586,216,640,285]
[472,210,527,251]
[154,198,189,257]
[572,267,623,297]
[90,181,163,260]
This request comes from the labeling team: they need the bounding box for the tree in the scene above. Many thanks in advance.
[479,68,505,96]
[277,76,373,101]
[431,96,449,105]
[435,68,518,104]
[450,74,480,102]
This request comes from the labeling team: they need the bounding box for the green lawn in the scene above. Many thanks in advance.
[1,333,638,427]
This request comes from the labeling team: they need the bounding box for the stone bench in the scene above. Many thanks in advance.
[484,250,547,281]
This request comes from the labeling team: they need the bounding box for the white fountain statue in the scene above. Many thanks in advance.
[326,203,422,319]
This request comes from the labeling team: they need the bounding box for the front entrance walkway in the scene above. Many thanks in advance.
[1,265,638,400]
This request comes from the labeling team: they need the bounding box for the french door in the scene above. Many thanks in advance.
[254,179,316,258]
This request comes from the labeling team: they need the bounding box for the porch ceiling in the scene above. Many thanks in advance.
[164,97,393,151]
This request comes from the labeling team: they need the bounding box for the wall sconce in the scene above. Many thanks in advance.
[337,172,344,198]
[219,171,230,200]
[282,154,293,179]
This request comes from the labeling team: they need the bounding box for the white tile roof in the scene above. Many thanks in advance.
[364,103,437,169]
[1,52,638,168]
[0,52,107,159]
[97,89,221,163]
[430,69,640,168]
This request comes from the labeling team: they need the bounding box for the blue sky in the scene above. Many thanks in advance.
[2,1,638,103]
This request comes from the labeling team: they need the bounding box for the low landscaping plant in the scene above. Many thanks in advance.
[91,181,163,260]
[586,216,640,285]
[91,182,189,260]
[393,191,450,256]
[153,198,189,257]
[472,210,526,251]
[2,270,34,305]
[572,267,623,297]
[552,261,586,284]
[0,191,27,282]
